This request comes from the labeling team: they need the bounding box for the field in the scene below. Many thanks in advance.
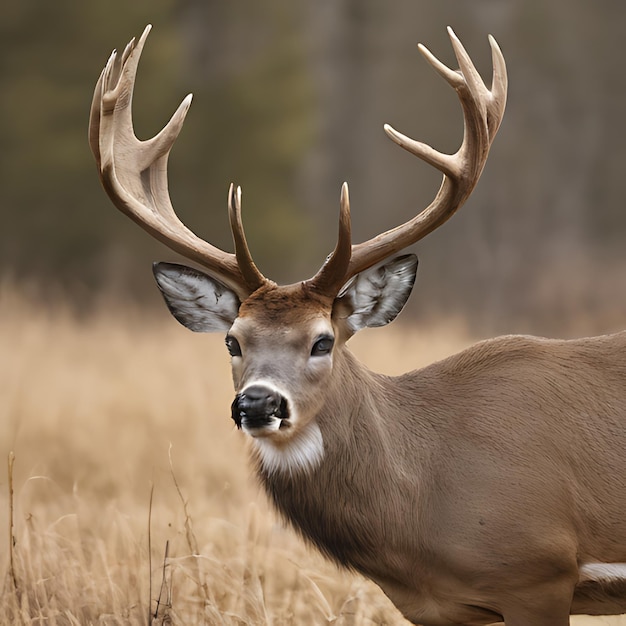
[0,286,624,625]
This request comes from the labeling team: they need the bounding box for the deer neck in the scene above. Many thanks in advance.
[252,348,424,573]
[250,348,393,476]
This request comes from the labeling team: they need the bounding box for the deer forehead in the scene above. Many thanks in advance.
[236,284,334,331]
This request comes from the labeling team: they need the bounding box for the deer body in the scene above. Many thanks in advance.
[90,26,626,625]
[256,330,626,624]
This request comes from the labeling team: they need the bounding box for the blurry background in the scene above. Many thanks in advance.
[1,4,626,622]
[1,0,625,336]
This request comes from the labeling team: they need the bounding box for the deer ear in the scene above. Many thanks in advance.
[152,262,240,332]
[333,254,417,336]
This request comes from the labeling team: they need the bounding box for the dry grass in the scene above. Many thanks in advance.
[0,285,623,625]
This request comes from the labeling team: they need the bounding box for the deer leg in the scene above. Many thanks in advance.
[503,614,569,626]
[501,585,573,626]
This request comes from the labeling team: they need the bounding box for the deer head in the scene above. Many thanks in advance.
[89,24,506,465]
[89,28,626,626]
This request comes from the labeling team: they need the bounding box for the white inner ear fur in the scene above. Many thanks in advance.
[153,263,240,332]
[335,254,417,334]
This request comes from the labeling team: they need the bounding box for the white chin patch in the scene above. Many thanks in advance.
[579,562,626,583]
[242,416,283,436]
[251,421,324,476]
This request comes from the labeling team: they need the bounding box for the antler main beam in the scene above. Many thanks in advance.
[91,26,506,300]
[88,25,266,299]
[313,28,507,294]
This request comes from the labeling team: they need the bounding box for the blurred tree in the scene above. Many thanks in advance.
[173,0,315,283]
[0,0,180,294]
[0,0,624,332]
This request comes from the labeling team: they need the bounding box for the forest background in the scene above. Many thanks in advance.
[2,0,625,336]
[2,2,626,623]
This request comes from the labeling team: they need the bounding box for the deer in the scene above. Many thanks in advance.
[89,24,626,626]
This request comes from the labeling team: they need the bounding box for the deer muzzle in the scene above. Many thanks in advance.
[231,384,289,431]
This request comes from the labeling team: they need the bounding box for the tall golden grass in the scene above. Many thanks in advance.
[0,285,623,625]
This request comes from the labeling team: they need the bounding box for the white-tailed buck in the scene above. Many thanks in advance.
[90,25,626,626]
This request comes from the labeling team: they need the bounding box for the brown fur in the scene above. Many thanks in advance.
[253,331,626,625]
[92,25,622,626]
[238,282,333,323]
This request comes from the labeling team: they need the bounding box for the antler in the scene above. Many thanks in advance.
[89,25,267,299]
[309,27,507,296]
[91,26,506,301]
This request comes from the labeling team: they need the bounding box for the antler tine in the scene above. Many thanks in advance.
[89,26,257,300]
[487,34,508,137]
[308,182,353,296]
[228,184,269,291]
[346,29,508,280]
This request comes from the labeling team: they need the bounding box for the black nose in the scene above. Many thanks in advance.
[231,384,289,429]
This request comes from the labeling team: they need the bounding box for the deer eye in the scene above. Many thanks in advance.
[225,335,242,357]
[311,335,334,357]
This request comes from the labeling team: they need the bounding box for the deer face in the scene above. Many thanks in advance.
[92,24,504,472]
[153,255,417,460]
[227,285,336,439]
